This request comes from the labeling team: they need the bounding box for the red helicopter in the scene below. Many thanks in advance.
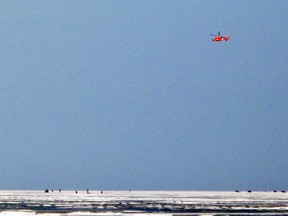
[210,32,230,42]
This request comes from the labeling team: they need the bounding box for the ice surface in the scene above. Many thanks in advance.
[0,191,287,215]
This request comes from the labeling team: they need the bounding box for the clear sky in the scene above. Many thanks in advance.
[0,0,287,191]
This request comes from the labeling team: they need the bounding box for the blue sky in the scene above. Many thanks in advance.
[0,1,287,190]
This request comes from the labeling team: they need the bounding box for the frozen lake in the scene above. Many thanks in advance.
[0,190,287,215]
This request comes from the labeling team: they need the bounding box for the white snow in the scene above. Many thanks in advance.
[0,190,287,215]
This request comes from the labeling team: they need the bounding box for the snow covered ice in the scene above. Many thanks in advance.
[0,190,287,215]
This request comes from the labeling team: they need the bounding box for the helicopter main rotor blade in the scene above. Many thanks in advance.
[210,34,217,36]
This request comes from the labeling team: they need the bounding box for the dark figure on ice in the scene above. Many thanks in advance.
[44,189,49,193]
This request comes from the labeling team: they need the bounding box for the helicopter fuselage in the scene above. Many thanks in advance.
[212,36,230,42]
